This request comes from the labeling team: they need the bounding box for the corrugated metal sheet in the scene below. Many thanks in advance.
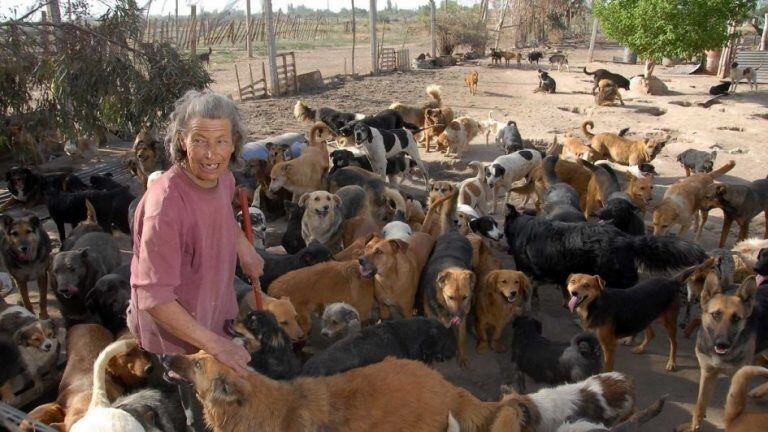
[734,51,768,83]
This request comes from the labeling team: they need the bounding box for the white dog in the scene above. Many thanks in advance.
[480,111,508,146]
[730,61,762,92]
[485,149,543,214]
[351,123,430,191]
[458,161,492,215]
[236,206,268,249]
[382,220,412,242]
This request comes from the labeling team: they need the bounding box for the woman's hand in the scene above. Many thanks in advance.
[205,335,251,376]
[236,229,264,286]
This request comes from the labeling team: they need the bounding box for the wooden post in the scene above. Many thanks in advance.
[718,23,738,79]
[263,0,279,96]
[245,0,253,57]
[351,0,356,75]
[493,0,508,50]
[41,11,50,57]
[47,0,62,24]
[587,18,598,63]
[370,0,378,75]
[761,13,768,51]
[429,0,436,57]
[190,5,197,55]
[175,0,179,44]
[235,63,243,101]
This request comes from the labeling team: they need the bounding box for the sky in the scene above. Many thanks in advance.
[2,0,480,19]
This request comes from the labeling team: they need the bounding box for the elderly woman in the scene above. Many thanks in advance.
[127,90,263,431]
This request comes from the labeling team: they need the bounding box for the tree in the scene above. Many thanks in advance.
[593,0,756,89]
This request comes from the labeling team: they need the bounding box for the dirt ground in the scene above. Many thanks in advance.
[5,40,768,429]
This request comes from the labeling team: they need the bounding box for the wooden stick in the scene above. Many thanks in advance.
[238,187,262,311]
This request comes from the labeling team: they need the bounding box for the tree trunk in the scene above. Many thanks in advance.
[644,59,655,79]
[430,0,436,57]
[494,1,508,50]
[263,0,279,95]
[370,0,378,75]
[760,13,768,51]
[351,0,356,74]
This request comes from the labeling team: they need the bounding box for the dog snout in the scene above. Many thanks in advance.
[41,339,53,352]
[144,363,155,375]
[321,328,332,338]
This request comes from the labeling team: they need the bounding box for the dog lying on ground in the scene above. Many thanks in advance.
[709,81,731,96]
[596,79,624,106]
[582,121,666,166]
[388,84,443,127]
[303,317,456,377]
[269,123,330,201]
[486,149,543,214]
[652,160,736,238]
[566,269,699,372]
[534,69,556,93]
[681,273,768,432]
[473,270,529,354]
[423,106,454,152]
[505,204,707,289]
[730,61,762,92]
[509,316,601,392]
[255,241,333,290]
[676,149,717,176]
[557,396,666,432]
[229,310,302,380]
[293,101,364,135]
[320,302,361,341]
[0,213,52,318]
[583,67,631,94]
[438,116,483,158]
[131,130,168,188]
[465,70,479,95]
[500,372,635,431]
[700,179,768,248]
[351,122,430,190]
[165,353,526,431]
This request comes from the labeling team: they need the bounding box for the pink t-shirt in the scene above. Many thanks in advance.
[127,165,238,354]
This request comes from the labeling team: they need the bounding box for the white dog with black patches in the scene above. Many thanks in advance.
[236,206,268,248]
[351,123,430,191]
[382,220,412,242]
[485,149,543,214]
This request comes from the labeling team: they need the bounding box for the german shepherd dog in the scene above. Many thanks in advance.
[0,214,52,319]
[678,273,768,431]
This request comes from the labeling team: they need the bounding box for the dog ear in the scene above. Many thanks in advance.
[736,276,758,316]
[280,164,291,174]
[265,142,275,151]
[77,247,90,262]
[389,239,409,253]
[484,271,500,289]
[594,275,605,291]
[211,376,244,404]
[715,184,727,196]
[436,271,447,287]
[0,214,13,233]
[468,217,480,233]
[331,194,342,207]
[297,193,310,207]
[467,271,476,290]
[505,203,518,216]
[700,271,723,307]
[27,215,40,230]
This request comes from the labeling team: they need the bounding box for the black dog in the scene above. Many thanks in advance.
[468,216,503,241]
[280,201,306,254]
[85,273,130,335]
[709,81,731,96]
[756,248,768,287]
[584,67,631,93]
[536,69,556,94]
[302,317,456,377]
[46,187,134,240]
[294,101,361,135]
[235,310,302,380]
[509,316,601,391]
[542,155,585,223]
[0,335,24,401]
[581,160,645,235]
[113,388,187,432]
[257,241,333,291]
[337,109,420,136]
[2,167,86,211]
[528,51,543,64]
[504,204,707,288]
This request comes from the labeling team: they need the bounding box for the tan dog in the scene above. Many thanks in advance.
[459,161,493,216]
[723,366,768,431]
[474,270,529,354]
[358,234,433,319]
[583,121,665,166]
[405,197,426,231]
[653,160,736,238]
[595,79,624,106]
[389,84,443,127]
[267,260,375,334]
[238,292,305,342]
[439,117,482,158]
[165,353,524,432]
[423,107,455,152]
[428,180,457,207]
[425,267,475,367]
[6,118,44,165]
[561,134,602,162]
[422,188,459,238]
[268,123,329,201]
[584,172,654,218]
[465,70,479,96]
[519,157,592,210]
[299,191,343,252]
[341,215,379,247]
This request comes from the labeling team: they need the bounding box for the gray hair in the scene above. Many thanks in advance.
[165,89,248,164]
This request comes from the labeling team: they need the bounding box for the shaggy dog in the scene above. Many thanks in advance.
[293,101,364,134]
[423,106,455,152]
[388,84,443,127]
[229,310,302,380]
[320,302,361,340]
[438,116,483,158]
[302,317,456,376]
[676,149,717,177]
[596,79,624,106]
[504,204,707,288]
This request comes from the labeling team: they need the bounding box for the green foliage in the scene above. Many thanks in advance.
[593,0,757,62]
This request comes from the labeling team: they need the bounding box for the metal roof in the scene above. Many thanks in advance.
[735,50,768,83]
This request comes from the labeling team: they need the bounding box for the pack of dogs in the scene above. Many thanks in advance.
[1,62,767,432]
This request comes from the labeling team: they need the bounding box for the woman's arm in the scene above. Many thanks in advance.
[148,301,250,375]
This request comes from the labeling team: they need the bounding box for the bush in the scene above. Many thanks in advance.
[433,10,488,55]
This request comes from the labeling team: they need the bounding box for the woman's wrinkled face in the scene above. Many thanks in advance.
[180,117,235,188]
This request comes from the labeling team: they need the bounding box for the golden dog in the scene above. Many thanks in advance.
[439,117,482,158]
[269,123,330,202]
[595,79,624,106]
[423,107,455,152]
[582,121,665,166]
[389,84,443,127]
[474,270,529,354]
[465,71,479,96]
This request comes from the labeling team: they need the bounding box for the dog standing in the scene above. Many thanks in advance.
[0,213,51,318]
[464,70,479,96]
[473,270,529,354]
[351,123,430,191]
[196,47,212,66]
[549,53,570,72]
[583,120,666,166]
[459,161,493,216]
[439,116,482,158]
[730,61,762,92]
[676,149,717,177]
[701,179,768,248]
[583,67,631,94]
[423,106,454,152]
[485,149,543,214]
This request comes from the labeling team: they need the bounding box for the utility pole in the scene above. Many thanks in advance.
[264,0,279,95]
[47,0,62,24]
[587,18,598,63]
[370,0,378,75]
[429,0,436,57]
[246,0,253,58]
[190,5,197,55]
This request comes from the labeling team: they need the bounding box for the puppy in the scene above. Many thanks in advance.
[566,270,695,372]
[0,300,57,354]
[235,206,267,249]
[583,67,631,94]
[583,121,666,166]
[320,302,361,340]
[701,179,768,248]
[486,149,543,214]
[438,116,483,158]
[423,106,454,152]
[464,70,479,95]
[595,79,624,106]
[709,81,731,96]
[473,270,529,354]
[509,316,602,392]
[256,241,333,290]
[351,122,430,190]
[269,123,330,201]
[303,317,456,377]
[534,69,556,93]
[549,53,570,71]
[388,84,442,127]
[676,149,717,176]
[459,161,493,215]
[164,353,525,432]
[730,61,762,92]
[0,213,52,318]
[500,372,635,431]
[231,310,302,380]
[653,160,736,238]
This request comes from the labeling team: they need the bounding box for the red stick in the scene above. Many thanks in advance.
[238,187,262,311]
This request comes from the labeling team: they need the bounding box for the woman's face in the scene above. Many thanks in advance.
[179,117,235,188]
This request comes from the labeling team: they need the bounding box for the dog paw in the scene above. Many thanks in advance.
[458,356,469,369]
[492,342,507,353]
[748,387,768,399]
[631,346,646,354]
[476,343,489,354]
[620,336,635,346]
[674,422,699,432]
[666,362,677,372]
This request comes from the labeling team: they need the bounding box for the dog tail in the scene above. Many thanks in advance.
[580,121,595,139]
[725,366,768,427]
[583,66,596,76]
[624,235,708,272]
[709,160,736,179]
[468,160,485,180]
[618,127,630,137]
[421,189,458,236]
[84,199,97,224]
[613,395,667,431]
[542,155,561,185]
[426,84,442,105]
[88,338,138,410]
[293,100,316,122]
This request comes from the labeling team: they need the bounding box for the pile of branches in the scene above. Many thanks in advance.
[0,0,211,146]
[506,0,589,46]
[433,9,488,55]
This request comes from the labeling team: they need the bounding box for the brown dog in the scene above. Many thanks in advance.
[582,121,666,166]
[165,353,524,431]
[269,123,330,201]
[389,84,443,127]
[422,188,459,238]
[0,213,52,319]
[423,107,455,152]
[267,260,375,334]
[238,292,305,342]
[723,366,768,431]
[561,134,602,162]
[131,129,167,188]
[595,79,625,106]
[465,70,479,96]
[584,172,654,218]
[439,117,482,158]
[474,270,529,354]
[700,181,768,248]
[653,160,736,238]
[405,197,426,231]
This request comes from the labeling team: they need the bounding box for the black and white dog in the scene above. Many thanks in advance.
[329,149,418,185]
[337,109,420,137]
[351,123,430,191]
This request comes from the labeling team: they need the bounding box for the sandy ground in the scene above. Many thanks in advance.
[5,40,768,429]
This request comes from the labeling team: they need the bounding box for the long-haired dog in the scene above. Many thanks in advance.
[438,116,482,158]
[423,106,454,152]
[473,270,529,354]
[228,310,302,380]
[595,79,624,106]
[388,84,443,127]
[293,101,364,135]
